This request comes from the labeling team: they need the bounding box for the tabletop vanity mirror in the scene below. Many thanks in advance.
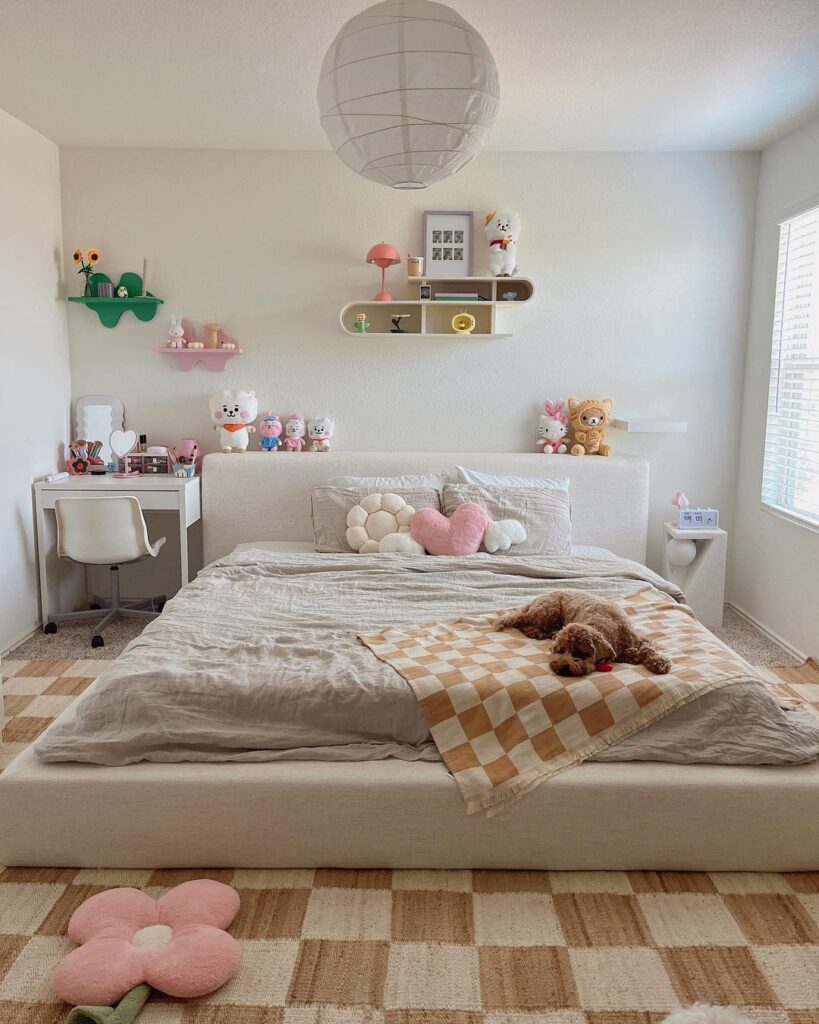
[74,395,125,467]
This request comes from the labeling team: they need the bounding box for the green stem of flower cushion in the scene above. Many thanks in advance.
[66,983,152,1024]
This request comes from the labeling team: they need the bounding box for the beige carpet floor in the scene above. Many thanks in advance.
[1,659,818,1021]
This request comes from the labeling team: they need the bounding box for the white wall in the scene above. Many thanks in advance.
[729,116,819,657]
[60,148,758,590]
[0,110,78,652]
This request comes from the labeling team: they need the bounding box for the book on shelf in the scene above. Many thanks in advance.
[433,292,482,301]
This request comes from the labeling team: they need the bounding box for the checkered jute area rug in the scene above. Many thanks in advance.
[1,658,818,1023]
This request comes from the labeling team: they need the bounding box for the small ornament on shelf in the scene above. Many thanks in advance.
[354,313,370,333]
[166,314,187,349]
[390,314,410,334]
[451,311,475,334]
[484,212,521,277]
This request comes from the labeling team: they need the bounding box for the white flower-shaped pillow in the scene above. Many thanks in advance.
[346,493,425,554]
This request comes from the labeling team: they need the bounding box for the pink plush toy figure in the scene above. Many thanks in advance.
[259,413,283,452]
[537,400,569,454]
[283,413,306,452]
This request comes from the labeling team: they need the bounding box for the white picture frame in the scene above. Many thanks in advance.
[423,210,474,278]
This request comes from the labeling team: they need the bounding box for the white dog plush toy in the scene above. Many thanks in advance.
[484,211,521,277]
[210,389,258,452]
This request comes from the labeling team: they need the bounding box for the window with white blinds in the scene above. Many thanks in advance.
[761,203,819,528]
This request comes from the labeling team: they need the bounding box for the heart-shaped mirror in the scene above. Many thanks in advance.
[109,428,138,459]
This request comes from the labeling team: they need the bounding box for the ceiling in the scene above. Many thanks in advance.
[2,0,819,152]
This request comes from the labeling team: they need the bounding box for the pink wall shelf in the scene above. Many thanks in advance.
[154,347,244,372]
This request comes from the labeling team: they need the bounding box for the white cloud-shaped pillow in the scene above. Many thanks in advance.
[346,493,425,554]
[483,518,527,553]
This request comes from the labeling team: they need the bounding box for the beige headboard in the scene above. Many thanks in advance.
[202,452,649,564]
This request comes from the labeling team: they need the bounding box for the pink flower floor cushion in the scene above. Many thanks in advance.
[55,879,241,1022]
[410,503,492,555]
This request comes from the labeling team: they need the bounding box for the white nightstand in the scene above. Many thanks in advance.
[661,522,727,629]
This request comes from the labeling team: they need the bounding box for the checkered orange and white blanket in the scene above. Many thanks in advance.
[360,586,758,816]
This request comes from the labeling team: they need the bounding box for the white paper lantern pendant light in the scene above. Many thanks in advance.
[318,0,500,189]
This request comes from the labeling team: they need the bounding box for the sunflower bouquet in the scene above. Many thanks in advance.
[72,247,101,296]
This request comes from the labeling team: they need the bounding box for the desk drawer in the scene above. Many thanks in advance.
[41,490,179,511]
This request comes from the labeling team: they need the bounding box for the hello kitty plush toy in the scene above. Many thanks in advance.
[308,416,334,452]
[537,400,569,454]
[484,211,521,277]
[210,389,258,453]
[258,413,283,452]
[283,413,306,452]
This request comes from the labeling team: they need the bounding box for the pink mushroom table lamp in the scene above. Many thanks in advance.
[366,242,401,301]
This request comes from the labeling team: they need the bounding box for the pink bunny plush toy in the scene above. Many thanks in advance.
[283,413,307,452]
[537,400,569,454]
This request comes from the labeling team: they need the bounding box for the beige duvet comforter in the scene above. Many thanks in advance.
[35,549,819,766]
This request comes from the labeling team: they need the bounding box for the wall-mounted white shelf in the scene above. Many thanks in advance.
[612,418,688,433]
[340,275,533,339]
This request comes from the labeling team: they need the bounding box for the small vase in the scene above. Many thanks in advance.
[204,323,220,349]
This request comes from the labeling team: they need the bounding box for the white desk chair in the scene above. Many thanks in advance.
[47,496,167,649]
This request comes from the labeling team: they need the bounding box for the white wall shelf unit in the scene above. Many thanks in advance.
[339,276,533,339]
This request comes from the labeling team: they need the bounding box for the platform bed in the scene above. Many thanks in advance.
[2,452,817,870]
[2,747,817,869]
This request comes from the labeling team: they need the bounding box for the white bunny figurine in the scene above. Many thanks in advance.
[167,314,186,349]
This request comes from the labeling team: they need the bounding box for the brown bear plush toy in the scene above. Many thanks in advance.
[568,397,613,456]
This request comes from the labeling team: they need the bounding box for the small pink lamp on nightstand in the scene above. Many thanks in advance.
[366,243,401,301]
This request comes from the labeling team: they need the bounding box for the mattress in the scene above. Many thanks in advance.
[34,549,819,769]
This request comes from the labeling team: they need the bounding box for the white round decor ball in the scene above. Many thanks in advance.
[318,0,500,189]
[666,538,697,567]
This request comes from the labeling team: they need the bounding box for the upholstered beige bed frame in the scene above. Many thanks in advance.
[2,451,818,869]
[202,452,649,564]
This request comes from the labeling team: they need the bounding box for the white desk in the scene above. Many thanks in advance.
[33,475,201,628]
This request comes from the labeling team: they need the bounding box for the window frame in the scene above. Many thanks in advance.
[759,196,819,534]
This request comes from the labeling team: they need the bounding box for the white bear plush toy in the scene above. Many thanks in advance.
[484,211,521,277]
[210,389,258,452]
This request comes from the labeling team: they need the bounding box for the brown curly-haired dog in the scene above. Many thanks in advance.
[495,589,671,677]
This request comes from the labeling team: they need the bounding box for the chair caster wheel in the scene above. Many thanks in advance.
[91,635,105,649]
[89,603,101,610]
[43,622,58,634]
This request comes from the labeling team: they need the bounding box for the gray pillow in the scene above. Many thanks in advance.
[312,486,442,552]
[442,483,572,555]
[327,472,451,491]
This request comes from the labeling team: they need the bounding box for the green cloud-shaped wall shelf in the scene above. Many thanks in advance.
[68,271,164,328]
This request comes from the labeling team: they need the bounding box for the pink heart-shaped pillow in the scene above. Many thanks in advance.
[410,503,491,556]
